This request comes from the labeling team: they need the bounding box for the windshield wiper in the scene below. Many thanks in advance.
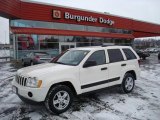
[54,61,64,64]
[55,61,71,65]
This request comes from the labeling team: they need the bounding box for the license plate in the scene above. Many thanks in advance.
[12,86,18,94]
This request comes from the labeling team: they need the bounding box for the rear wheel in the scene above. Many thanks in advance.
[45,85,73,114]
[120,73,135,93]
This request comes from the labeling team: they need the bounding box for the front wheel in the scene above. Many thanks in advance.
[45,85,73,114]
[120,73,135,93]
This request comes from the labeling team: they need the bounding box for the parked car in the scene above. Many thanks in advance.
[12,46,140,114]
[21,52,52,66]
[146,48,159,53]
[158,52,160,60]
[135,50,150,60]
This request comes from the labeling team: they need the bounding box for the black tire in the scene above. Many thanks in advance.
[158,55,160,60]
[22,60,26,67]
[45,85,73,114]
[120,73,135,93]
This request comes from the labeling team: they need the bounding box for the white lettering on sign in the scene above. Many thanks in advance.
[64,12,114,26]
[99,17,115,26]
[65,12,97,23]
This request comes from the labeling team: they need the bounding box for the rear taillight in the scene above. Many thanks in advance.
[35,56,40,60]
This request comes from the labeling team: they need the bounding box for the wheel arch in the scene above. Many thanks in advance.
[125,70,137,80]
[47,81,77,97]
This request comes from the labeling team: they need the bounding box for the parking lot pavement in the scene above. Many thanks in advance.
[0,54,160,120]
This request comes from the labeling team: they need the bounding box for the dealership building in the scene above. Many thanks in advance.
[0,0,160,59]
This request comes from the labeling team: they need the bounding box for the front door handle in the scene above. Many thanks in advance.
[121,64,126,66]
[101,67,108,70]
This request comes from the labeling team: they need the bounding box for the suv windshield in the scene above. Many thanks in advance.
[53,50,89,66]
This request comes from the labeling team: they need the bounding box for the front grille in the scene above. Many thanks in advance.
[16,75,27,86]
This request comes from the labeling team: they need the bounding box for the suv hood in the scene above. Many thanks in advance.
[17,63,74,77]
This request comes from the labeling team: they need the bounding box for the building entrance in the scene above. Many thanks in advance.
[59,42,76,53]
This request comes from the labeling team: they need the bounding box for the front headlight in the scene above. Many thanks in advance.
[26,77,42,88]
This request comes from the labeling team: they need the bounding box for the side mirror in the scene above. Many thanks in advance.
[83,61,97,68]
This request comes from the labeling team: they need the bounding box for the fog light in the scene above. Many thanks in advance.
[28,92,33,97]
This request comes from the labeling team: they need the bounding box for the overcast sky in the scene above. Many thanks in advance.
[32,0,160,24]
[0,0,160,44]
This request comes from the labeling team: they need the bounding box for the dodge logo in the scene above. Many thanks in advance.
[53,10,61,19]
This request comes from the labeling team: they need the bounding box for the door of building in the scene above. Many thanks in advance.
[59,42,76,53]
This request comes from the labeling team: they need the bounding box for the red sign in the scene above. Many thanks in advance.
[53,10,61,19]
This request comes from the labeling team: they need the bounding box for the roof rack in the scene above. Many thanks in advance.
[101,45,116,47]
[101,45,129,47]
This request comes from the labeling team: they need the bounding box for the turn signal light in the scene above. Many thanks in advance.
[38,80,42,88]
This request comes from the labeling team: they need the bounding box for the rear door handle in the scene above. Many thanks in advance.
[101,67,108,70]
[121,64,126,66]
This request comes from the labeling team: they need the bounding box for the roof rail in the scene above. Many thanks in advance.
[101,45,129,47]
[101,45,115,47]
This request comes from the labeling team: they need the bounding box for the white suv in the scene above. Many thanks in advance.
[12,46,140,114]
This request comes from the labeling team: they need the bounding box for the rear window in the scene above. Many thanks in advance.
[123,49,137,60]
[108,49,124,63]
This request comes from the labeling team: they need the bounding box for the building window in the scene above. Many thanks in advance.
[14,33,133,59]
[11,20,132,34]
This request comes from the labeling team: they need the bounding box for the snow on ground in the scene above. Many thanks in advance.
[0,50,10,57]
[0,54,160,120]
[0,50,11,62]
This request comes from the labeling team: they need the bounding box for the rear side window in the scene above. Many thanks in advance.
[123,48,137,60]
[87,50,106,65]
[108,49,124,63]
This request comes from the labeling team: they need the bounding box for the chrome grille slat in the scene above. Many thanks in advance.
[19,76,21,85]
[16,75,27,86]
[21,76,23,85]
[18,76,20,84]
[24,77,27,86]
[22,77,25,86]
[20,76,22,85]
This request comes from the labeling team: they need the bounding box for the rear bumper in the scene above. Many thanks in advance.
[12,78,49,102]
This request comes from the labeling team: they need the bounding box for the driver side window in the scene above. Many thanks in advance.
[86,50,106,66]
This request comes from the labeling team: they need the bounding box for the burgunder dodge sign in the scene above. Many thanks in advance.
[53,10,115,26]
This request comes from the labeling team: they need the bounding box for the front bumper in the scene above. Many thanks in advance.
[12,78,49,102]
